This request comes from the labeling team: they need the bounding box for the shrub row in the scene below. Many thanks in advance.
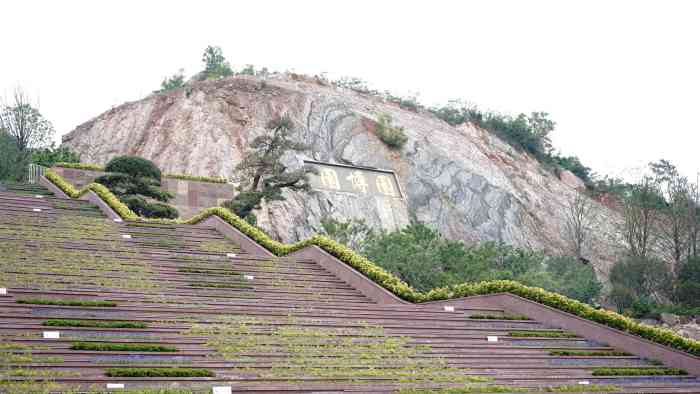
[71,342,177,352]
[508,330,578,338]
[591,367,687,376]
[17,298,116,307]
[44,169,138,220]
[42,171,700,358]
[104,367,215,377]
[43,319,147,329]
[549,350,631,357]
[468,314,530,321]
[52,162,228,184]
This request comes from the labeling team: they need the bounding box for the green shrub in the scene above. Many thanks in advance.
[164,173,227,183]
[468,314,530,320]
[549,350,631,357]
[105,367,215,377]
[121,195,179,219]
[544,385,621,393]
[104,156,162,180]
[42,319,147,329]
[0,131,29,181]
[53,162,104,171]
[508,330,578,338]
[375,113,408,149]
[16,298,116,307]
[591,367,687,376]
[71,342,176,352]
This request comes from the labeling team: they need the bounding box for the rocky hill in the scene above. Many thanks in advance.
[62,74,622,277]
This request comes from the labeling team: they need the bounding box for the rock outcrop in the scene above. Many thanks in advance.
[63,74,623,276]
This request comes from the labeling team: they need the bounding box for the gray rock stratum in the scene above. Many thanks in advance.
[63,74,623,277]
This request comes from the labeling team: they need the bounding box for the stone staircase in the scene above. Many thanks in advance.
[1,183,699,393]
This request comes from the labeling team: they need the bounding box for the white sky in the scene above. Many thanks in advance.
[1,0,698,180]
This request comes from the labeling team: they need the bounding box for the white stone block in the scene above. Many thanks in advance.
[487,335,498,342]
[226,253,237,258]
[0,288,6,295]
[213,387,232,394]
[32,208,42,212]
[43,331,60,339]
[107,383,125,389]
[443,306,455,312]
[578,381,590,385]
[121,234,131,239]
[35,195,44,198]
[113,218,123,222]
[244,275,255,281]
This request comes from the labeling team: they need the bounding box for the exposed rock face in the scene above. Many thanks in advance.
[63,74,623,276]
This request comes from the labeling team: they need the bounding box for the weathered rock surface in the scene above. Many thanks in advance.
[62,74,623,276]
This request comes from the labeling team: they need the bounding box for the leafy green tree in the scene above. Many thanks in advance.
[31,145,80,167]
[0,131,29,181]
[676,257,700,307]
[95,156,178,219]
[156,69,185,93]
[544,256,602,304]
[200,46,233,80]
[0,88,54,152]
[320,217,374,251]
[609,256,672,312]
[222,116,314,221]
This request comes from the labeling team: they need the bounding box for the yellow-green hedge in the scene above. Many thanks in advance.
[53,163,228,184]
[41,170,700,357]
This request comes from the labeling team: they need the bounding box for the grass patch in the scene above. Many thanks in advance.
[43,319,147,329]
[592,367,688,376]
[189,282,250,289]
[104,367,214,377]
[70,342,177,352]
[549,350,632,357]
[468,314,530,320]
[508,330,578,338]
[17,298,117,307]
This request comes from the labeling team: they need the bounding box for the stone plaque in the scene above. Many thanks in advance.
[305,161,403,199]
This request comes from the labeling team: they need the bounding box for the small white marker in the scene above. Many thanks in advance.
[43,331,60,339]
[0,288,7,295]
[578,381,590,385]
[113,218,123,222]
[487,335,499,342]
[226,253,237,258]
[107,383,125,389]
[213,387,232,394]
[121,234,131,239]
[35,195,44,199]
[243,274,255,281]
[32,208,42,212]
[443,306,455,312]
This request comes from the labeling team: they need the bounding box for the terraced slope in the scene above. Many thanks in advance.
[1,183,699,393]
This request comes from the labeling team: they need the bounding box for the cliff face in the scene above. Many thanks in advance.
[63,74,622,276]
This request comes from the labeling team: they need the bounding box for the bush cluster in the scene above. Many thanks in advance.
[374,113,408,149]
[42,171,700,357]
[104,368,214,378]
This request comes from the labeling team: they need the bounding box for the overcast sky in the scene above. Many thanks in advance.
[1,0,698,180]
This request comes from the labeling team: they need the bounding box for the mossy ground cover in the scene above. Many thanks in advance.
[199,239,237,253]
[0,213,156,291]
[187,316,490,384]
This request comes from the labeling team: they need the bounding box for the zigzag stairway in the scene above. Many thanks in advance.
[1,182,699,393]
